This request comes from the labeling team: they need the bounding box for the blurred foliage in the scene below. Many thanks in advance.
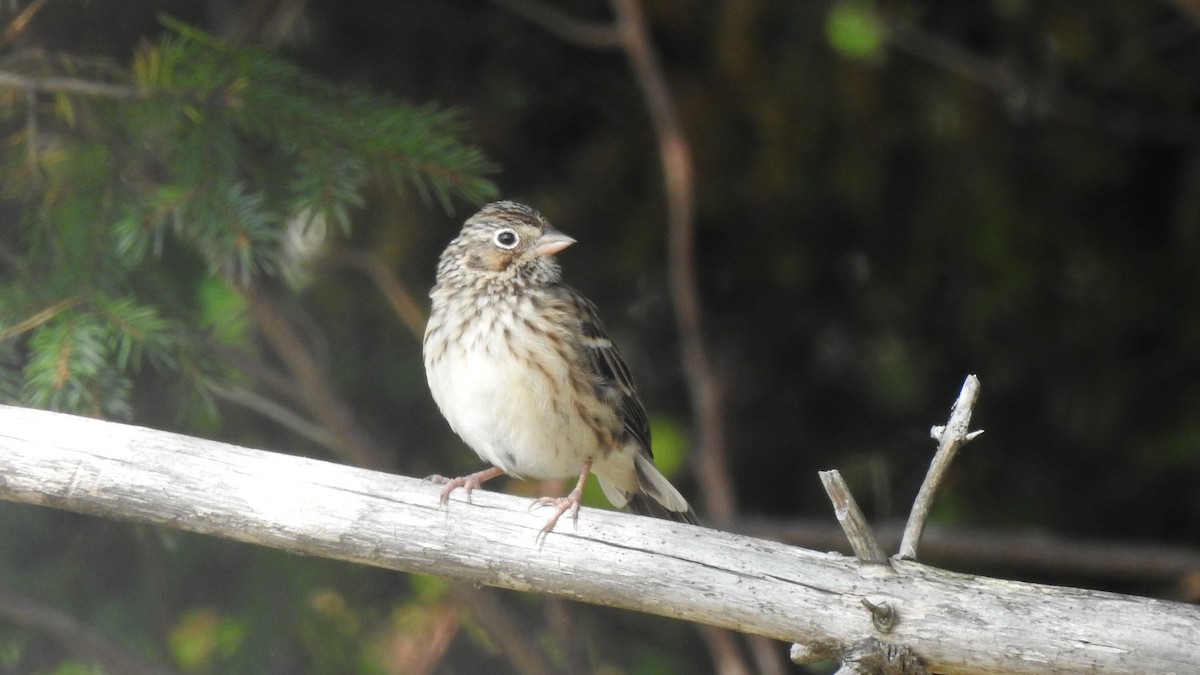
[168,608,248,671]
[1,0,1199,673]
[826,1,886,61]
[0,18,496,418]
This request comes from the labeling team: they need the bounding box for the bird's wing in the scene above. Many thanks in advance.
[569,289,653,454]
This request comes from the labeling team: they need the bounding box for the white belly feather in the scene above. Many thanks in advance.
[425,314,598,480]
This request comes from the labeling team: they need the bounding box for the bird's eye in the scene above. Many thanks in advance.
[493,228,519,250]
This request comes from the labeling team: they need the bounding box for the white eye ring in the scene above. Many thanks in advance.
[493,228,519,250]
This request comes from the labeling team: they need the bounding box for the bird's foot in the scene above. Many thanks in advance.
[530,458,593,542]
[425,466,505,506]
[530,486,584,540]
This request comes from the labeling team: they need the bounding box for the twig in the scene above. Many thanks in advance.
[453,587,558,675]
[698,625,753,675]
[207,344,306,407]
[745,634,790,675]
[217,0,309,48]
[0,297,81,340]
[1,0,51,46]
[372,595,460,673]
[738,516,1200,585]
[242,284,396,471]
[884,20,1200,144]
[1166,0,1200,27]
[206,382,342,453]
[544,599,588,675]
[606,2,762,670]
[609,0,736,524]
[884,23,1023,103]
[320,247,426,341]
[0,70,142,99]
[25,86,38,174]
[899,375,983,560]
[819,470,889,565]
[489,0,620,48]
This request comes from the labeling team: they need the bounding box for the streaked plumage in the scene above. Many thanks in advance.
[423,201,697,533]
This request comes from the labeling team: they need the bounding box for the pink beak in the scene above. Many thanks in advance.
[532,230,576,257]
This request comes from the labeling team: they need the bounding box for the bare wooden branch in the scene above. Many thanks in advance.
[789,641,830,665]
[738,517,1200,586]
[899,375,982,560]
[0,70,143,99]
[835,638,929,675]
[1167,0,1200,27]
[206,382,342,453]
[489,0,621,48]
[453,587,558,675]
[698,624,755,675]
[242,284,396,471]
[319,247,427,341]
[1,0,51,46]
[609,0,738,525]
[819,470,889,565]
[0,405,1197,674]
[884,20,1200,144]
[24,87,38,173]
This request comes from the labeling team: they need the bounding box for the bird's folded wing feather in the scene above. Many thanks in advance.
[569,289,654,454]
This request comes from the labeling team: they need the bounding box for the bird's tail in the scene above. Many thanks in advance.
[606,453,699,525]
[628,492,700,525]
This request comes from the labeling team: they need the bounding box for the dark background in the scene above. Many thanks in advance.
[2,0,1198,672]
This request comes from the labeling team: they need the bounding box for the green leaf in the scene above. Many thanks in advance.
[826,2,886,60]
[196,277,249,345]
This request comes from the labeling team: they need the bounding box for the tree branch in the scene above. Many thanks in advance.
[819,470,888,565]
[319,247,427,342]
[1,0,51,46]
[0,404,1196,674]
[242,284,396,471]
[607,0,737,524]
[206,381,342,453]
[900,375,983,560]
[884,19,1200,144]
[737,517,1200,587]
[453,587,558,675]
[0,70,143,99]
[489,0,621,48]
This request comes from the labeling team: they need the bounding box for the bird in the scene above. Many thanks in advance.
[423,200,698,536]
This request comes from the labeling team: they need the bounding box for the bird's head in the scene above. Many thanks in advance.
[437,201,576,289]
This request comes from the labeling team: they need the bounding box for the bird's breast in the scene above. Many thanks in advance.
[424,293,612,479]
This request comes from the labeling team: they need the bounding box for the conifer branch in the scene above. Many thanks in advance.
[0,22,496,419]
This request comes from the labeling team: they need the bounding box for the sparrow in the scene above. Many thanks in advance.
[423,200,698,535]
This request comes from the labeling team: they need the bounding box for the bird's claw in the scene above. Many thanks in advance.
[425,474,479,506]
[426,467,505,507]
[531,488,584,541]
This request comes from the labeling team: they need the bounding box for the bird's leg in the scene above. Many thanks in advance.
[426,466,506,505]
[531,457,593,538]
